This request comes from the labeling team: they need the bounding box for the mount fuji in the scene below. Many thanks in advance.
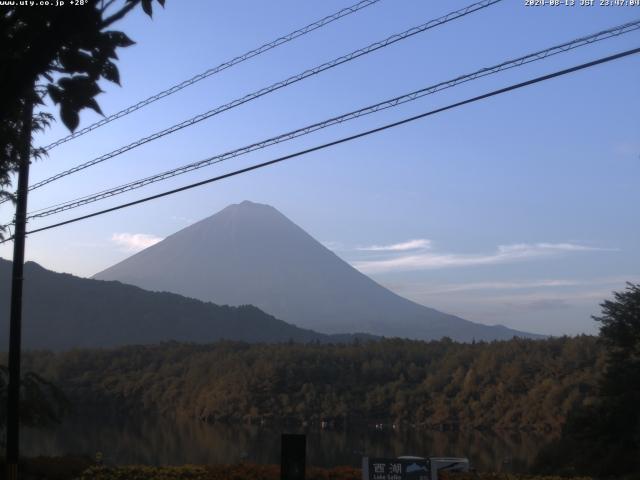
[94,201,538,341]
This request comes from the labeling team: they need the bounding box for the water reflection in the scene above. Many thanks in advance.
[22,414,550,472]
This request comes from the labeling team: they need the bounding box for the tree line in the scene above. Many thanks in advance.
[9,335,604,433]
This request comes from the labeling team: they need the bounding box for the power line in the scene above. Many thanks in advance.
[41,0,384,152]
[25,19,640,220]
[22,0,503,195]
[4,46,636,243]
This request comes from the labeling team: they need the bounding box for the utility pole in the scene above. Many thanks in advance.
[6,93,34,480]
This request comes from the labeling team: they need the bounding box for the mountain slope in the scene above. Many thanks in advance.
[94,201,538,341]
[0,259,360,351]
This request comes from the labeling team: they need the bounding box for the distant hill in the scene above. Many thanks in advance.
[0,259,367,351]
[95,201,539,341]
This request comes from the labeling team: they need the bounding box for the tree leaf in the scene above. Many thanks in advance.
[47,85,63,105]
[141,0,153,17]
[58,75,102,99]
[59,49,99,77]
[101,61,120,85]
[85,98,104,116]
[95,33,120,59]
[60,104,79,132]
[104,31,136,48]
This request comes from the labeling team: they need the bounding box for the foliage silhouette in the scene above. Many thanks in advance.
[0,365,69,433]
[534,283,640,478]
[0,0,164,234]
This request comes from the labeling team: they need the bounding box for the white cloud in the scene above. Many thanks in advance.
[357,238,432,252]
[458,276,635,293]
[426,279,585,293]
[354,242,616,274]
[111,233,164,252]
[406,276,638,295]
[508,298,572,312]
[473,289,620,306]
[497,243,607,254]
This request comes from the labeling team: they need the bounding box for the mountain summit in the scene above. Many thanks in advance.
[94,201,537,341]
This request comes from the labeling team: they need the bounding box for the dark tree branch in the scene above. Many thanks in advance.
[100,0,119,15]
[101,1,139,28]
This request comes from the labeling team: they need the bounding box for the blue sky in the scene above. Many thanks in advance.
[1,0,639,336]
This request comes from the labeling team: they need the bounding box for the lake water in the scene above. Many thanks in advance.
[22,414,551,473]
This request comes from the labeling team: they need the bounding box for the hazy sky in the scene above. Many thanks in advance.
[1,0,638,336]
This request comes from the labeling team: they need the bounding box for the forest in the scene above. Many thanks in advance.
[2,282,639,478]
[11,335,604,433]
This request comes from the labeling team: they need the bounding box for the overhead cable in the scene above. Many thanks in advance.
[2,46,635,243]
[22,0,503,196]
[26,20,640,220]
[42,0,384,151]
